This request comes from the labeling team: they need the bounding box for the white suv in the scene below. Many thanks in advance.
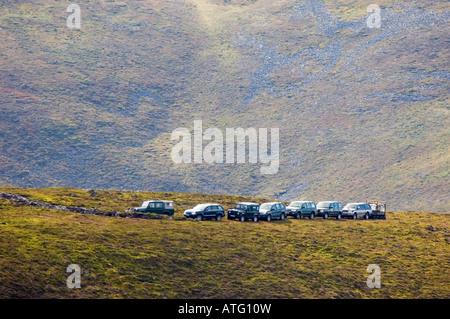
[342,203,372,219]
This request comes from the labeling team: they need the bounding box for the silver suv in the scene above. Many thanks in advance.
[342,203,372,219]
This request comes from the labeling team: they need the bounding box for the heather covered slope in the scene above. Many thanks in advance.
[0,0,449,212]
[0,187,449,298]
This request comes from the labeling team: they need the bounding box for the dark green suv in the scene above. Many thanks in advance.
[258,202,287,222]
[286,201,317,219]
[132,200,175,216]
[227,202,260,222]
[316,201,343,220]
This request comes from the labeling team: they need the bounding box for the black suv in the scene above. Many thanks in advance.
[183,203,225,221]
[286,201,317,219]
[228,202,260,222]
[316,201,344,220]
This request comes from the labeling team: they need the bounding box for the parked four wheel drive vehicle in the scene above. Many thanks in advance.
[258,202,287,221]
[368,201,387,219]
[316,201,344,219]
[227,202,260,222]
[183,203,225,221]
[342,203,372,219]
[286,201,317,219]
[132,200,175,216]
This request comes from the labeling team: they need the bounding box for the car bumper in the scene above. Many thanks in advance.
[227,211,243,218]
[342,211,354,217]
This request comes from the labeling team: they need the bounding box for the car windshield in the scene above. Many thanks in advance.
[235,204,248,210]
[141,201,151,207]
[345,204,358,209]
[288,201,305,208]
[317,202,331,209]
[260,203,272,210]
[193,204,209,210]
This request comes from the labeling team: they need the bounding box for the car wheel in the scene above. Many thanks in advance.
[296,212,301,219]
[280,213,285,220]
[336,213,342,220]
[310,212,315,220]
[365,212,369,220]
[353,213,357,220]
[253,215,258,222]
[216,214,222,221]
[240,215,245,222]
[197,215,202,221]
[323,213,328,219]
[267,214,272,222]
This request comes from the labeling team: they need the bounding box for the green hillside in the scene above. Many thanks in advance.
[0,1,449,212]
[0,187,449,298]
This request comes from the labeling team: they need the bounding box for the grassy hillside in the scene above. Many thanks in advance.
[0,187,449,298]
[0,0,449,212]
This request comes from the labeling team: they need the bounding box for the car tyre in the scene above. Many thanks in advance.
[280,213,285,220]
[216,214,222,222]
[365,212,369,220]
[323,213,328,220]
[310,212,315,220]
[197,215,202,221]
[267,214,272,222]
[353,213,357,220]
[336,213,342,220]
[296,212,301,220]
[253,215,258,222]
[240,215,245,222]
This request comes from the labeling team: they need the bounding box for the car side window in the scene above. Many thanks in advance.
[149,203,155,208]
[156,203,163,208]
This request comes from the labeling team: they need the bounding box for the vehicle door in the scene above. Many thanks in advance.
[147,202,156,213]
[155,202,164,214]
[270,204,277,218]
[204,205,213,218]
[329,203,335,214]
[356,205,362,217]
[300,203,307,214]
